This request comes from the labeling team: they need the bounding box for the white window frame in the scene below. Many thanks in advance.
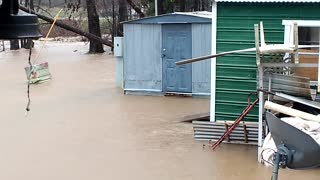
[282,20,320,91]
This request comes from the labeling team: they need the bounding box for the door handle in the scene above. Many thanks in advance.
[162,48,166,58]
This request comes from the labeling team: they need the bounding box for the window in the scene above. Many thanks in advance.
[283,20,320,90]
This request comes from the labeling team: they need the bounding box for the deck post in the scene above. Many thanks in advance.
[255,23,264,162]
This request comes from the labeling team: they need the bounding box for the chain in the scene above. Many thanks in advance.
[25,46,33,116]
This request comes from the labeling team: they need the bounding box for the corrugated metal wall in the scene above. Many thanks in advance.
[124,23,212,94]
[192,24,212,94]
[124,24,162,91]
[216,2,320,121]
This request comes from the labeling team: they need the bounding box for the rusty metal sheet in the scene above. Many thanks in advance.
[262,73,311,97]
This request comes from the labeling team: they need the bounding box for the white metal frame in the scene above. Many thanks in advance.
[210,0,217,122]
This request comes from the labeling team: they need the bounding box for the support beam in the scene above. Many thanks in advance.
[210,0,217,122]
[155,0,158,16]
[264,101,320,123]
[255,23,264,162]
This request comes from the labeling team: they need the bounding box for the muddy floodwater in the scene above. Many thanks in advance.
[0,41,318,180]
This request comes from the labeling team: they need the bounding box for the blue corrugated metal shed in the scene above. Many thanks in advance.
[123,12,212,24]
[122,12,212,96]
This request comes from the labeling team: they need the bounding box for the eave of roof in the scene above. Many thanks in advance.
[122,11,211,24]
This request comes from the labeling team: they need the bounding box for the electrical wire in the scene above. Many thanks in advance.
[260,148,277,166]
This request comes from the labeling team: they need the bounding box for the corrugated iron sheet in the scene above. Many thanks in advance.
[216,0,320,3]
[123,24,162,91]
[193,121,259,145]
[263,73,311,97]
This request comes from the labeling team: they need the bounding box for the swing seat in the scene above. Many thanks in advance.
[266,112,320,169]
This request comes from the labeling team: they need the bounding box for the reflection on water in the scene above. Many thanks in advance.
[0,41,318,180]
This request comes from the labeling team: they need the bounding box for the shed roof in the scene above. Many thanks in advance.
[216,0,320,2]
[122,11,211,24]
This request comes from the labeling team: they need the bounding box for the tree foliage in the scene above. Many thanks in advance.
[14,0,211,53]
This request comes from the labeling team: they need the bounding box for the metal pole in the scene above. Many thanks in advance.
[271,153,281,180]
[155,0,158,16]
[210,0,217,122]
[318,30,320,92]
[255,24,264,162]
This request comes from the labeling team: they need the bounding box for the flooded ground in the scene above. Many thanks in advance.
[0,41,318,180]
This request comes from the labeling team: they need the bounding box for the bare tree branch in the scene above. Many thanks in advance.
[20,5,114,48]
[126,0,145,18]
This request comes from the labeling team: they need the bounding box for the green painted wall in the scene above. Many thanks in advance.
[216,2,320,121]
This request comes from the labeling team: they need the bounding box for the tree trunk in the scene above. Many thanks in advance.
[157,0,164,15]
[37,0,42,11]
[126,0,145,18]
[179,0,185,12]
[19,6,113,48]
[20,0,35,49]
[10,40,20,50]
[201,0,209,11]
[85,0,104,53]
[193,0,199,11]
[30,0,34,9]
[118,0,127,36]
[23,0,34,9]
[1,41,5,51]
[112,0,115,49]
[20,39,26,48]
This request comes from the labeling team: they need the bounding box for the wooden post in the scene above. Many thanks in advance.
[225,123,230,142]
[293,23,299,64]
[243,125,248,143]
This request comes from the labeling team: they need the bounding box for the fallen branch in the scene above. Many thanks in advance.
[19,6,114,48]
[126,0,145,18]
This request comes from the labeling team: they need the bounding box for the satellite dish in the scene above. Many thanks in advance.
[265,112,320,180]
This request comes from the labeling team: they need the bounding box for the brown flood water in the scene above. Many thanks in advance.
[0,41,318,180]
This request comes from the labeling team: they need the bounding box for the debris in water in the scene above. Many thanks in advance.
[24,62,52,84]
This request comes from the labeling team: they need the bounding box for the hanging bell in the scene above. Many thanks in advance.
[0,0,42,39]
